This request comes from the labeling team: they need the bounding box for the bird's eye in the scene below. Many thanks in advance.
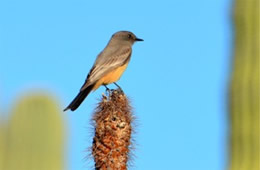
[128,34,132,38]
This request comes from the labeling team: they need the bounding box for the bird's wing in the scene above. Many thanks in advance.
[80,45,132,91]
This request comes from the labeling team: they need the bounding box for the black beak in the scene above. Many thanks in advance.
[135,37,144,41]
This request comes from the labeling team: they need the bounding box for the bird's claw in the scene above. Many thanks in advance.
[116,87,124,94]
[104,85,112,96]
[113,83,124,94]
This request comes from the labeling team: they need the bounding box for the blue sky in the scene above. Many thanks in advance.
[0,0,232,169]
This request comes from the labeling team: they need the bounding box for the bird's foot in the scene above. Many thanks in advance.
[103,85,112,96]
[113,83,124,94]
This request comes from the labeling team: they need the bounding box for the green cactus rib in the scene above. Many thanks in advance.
[4,93,65,170]
[229,0,259,170]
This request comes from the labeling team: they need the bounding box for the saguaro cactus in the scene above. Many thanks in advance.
[229,0,259,170]
[5,93,65,170]
[92,90,134,170]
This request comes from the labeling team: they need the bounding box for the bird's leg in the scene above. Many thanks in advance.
[114,82,124,93]
[103,85,112,96]
[104,85,110,91]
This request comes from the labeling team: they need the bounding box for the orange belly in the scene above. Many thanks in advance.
[93,63,129,90]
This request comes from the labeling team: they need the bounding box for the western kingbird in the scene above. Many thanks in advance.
[64,31,143,111]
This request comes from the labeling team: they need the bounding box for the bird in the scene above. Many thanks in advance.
[64,31,143,111]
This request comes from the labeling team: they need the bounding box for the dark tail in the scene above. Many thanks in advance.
[64,84,94,111]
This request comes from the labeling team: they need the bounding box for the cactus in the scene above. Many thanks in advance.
[92,90,134,170]
[4,93,65,170]
[229,0,259,170]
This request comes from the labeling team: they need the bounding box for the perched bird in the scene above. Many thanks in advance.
[64,31,143,111]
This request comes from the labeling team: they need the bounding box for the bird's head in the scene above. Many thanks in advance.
[112,31,143,45]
